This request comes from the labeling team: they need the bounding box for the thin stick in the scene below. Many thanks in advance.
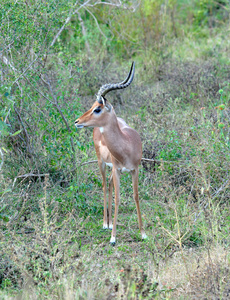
[81,160,98,166]
[0,148,4,171]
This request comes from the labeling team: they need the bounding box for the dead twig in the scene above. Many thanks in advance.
[211,178,230,199]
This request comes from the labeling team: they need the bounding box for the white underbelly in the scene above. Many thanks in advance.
[105,165,133,173]
[105,162,113,168]
[120,167,133,173]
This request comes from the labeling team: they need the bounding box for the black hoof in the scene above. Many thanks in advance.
[110,242,116,246]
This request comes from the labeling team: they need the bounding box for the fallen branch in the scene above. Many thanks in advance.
[80,157,187,166]
[13,173,49,188]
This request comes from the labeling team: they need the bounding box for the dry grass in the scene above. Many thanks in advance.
[1,244,229,299]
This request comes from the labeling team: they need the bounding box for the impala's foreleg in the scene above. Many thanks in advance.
[131,168,147,240]
[99,161,109,229]
[110,168,120,245]
[108,172,113,230]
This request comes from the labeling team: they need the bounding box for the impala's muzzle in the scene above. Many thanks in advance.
[75,119,84,128]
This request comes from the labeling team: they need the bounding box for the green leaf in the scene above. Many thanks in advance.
[10,129,22,137]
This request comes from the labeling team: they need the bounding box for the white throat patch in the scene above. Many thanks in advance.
[99,127,104,133]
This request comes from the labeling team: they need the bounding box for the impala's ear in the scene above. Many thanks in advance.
[105,103,111,112]
[98,96,106,105]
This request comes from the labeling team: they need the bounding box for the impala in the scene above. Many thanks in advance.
[75,62,146,245]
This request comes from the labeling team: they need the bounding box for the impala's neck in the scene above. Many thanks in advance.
[100,110,126,163]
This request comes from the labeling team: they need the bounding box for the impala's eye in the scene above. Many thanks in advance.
[94,107,101,114]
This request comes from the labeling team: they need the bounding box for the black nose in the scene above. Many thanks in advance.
[75,120,79,124]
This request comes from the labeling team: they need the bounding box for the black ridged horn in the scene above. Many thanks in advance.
[97,62,135,103]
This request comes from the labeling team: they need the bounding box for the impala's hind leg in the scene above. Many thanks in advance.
[110,168,120,245]
[131,168,147,240]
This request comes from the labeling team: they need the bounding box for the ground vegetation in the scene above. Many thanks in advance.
[0,0,230,299]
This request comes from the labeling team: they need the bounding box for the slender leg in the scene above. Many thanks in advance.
[108,172,113,230]
[99,161,108,229]
[110,168,120,245]
[131,168,147,240]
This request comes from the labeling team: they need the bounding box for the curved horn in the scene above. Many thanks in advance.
[96,62,135,102]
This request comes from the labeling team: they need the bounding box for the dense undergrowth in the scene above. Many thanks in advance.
[1,0,230,299]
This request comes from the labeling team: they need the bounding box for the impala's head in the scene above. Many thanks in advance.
[75,62,135,129]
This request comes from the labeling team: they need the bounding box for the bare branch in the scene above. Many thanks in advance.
[0,54,17,72]
[87,0,123,8]
[87,0,141,12]
[12,56,39,85]
[0,41,15,55]
[50,0,91,48]
[77,11,92,56]
[84,7,109,40]
[50,0,138,48]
